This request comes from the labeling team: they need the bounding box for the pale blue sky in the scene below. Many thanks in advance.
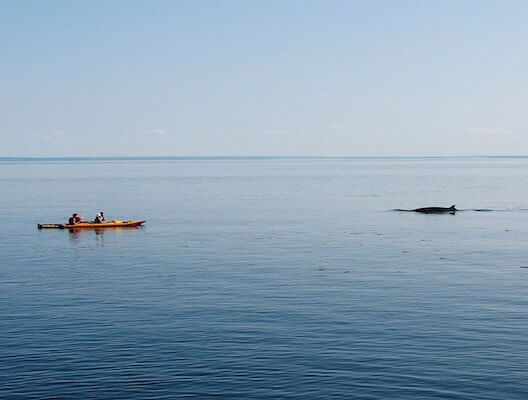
[1,0,527,156]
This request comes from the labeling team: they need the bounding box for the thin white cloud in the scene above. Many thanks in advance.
[142,128,168,137]
[326,125,348,132]
[34,130,71,144]
[468,127,516,137]
[264,129,286,136]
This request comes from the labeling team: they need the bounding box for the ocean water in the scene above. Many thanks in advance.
[1,157,528,399]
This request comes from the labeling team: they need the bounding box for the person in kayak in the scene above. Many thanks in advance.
[68,213,83,225]
[94,211,105,223]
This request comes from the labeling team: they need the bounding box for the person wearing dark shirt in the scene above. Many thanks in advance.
[69,213,83,225]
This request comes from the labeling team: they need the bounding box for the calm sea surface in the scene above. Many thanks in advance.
[1,157,528,399]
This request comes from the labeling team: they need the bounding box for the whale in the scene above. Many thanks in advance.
[412,205,457,214]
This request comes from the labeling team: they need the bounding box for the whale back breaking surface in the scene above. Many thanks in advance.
[412,205,457,214]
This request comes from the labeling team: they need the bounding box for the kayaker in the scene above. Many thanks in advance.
[94,211,105,223]
[69,213,83,225]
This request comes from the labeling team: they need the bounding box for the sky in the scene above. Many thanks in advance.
[1,0,527,157]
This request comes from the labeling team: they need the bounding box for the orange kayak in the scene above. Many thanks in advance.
[38,220,146,229]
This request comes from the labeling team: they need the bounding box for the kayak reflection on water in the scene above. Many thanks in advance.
[68,225,144,246]
[68,227,106,247]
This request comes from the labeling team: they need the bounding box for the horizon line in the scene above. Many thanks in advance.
[2,155,528,161]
